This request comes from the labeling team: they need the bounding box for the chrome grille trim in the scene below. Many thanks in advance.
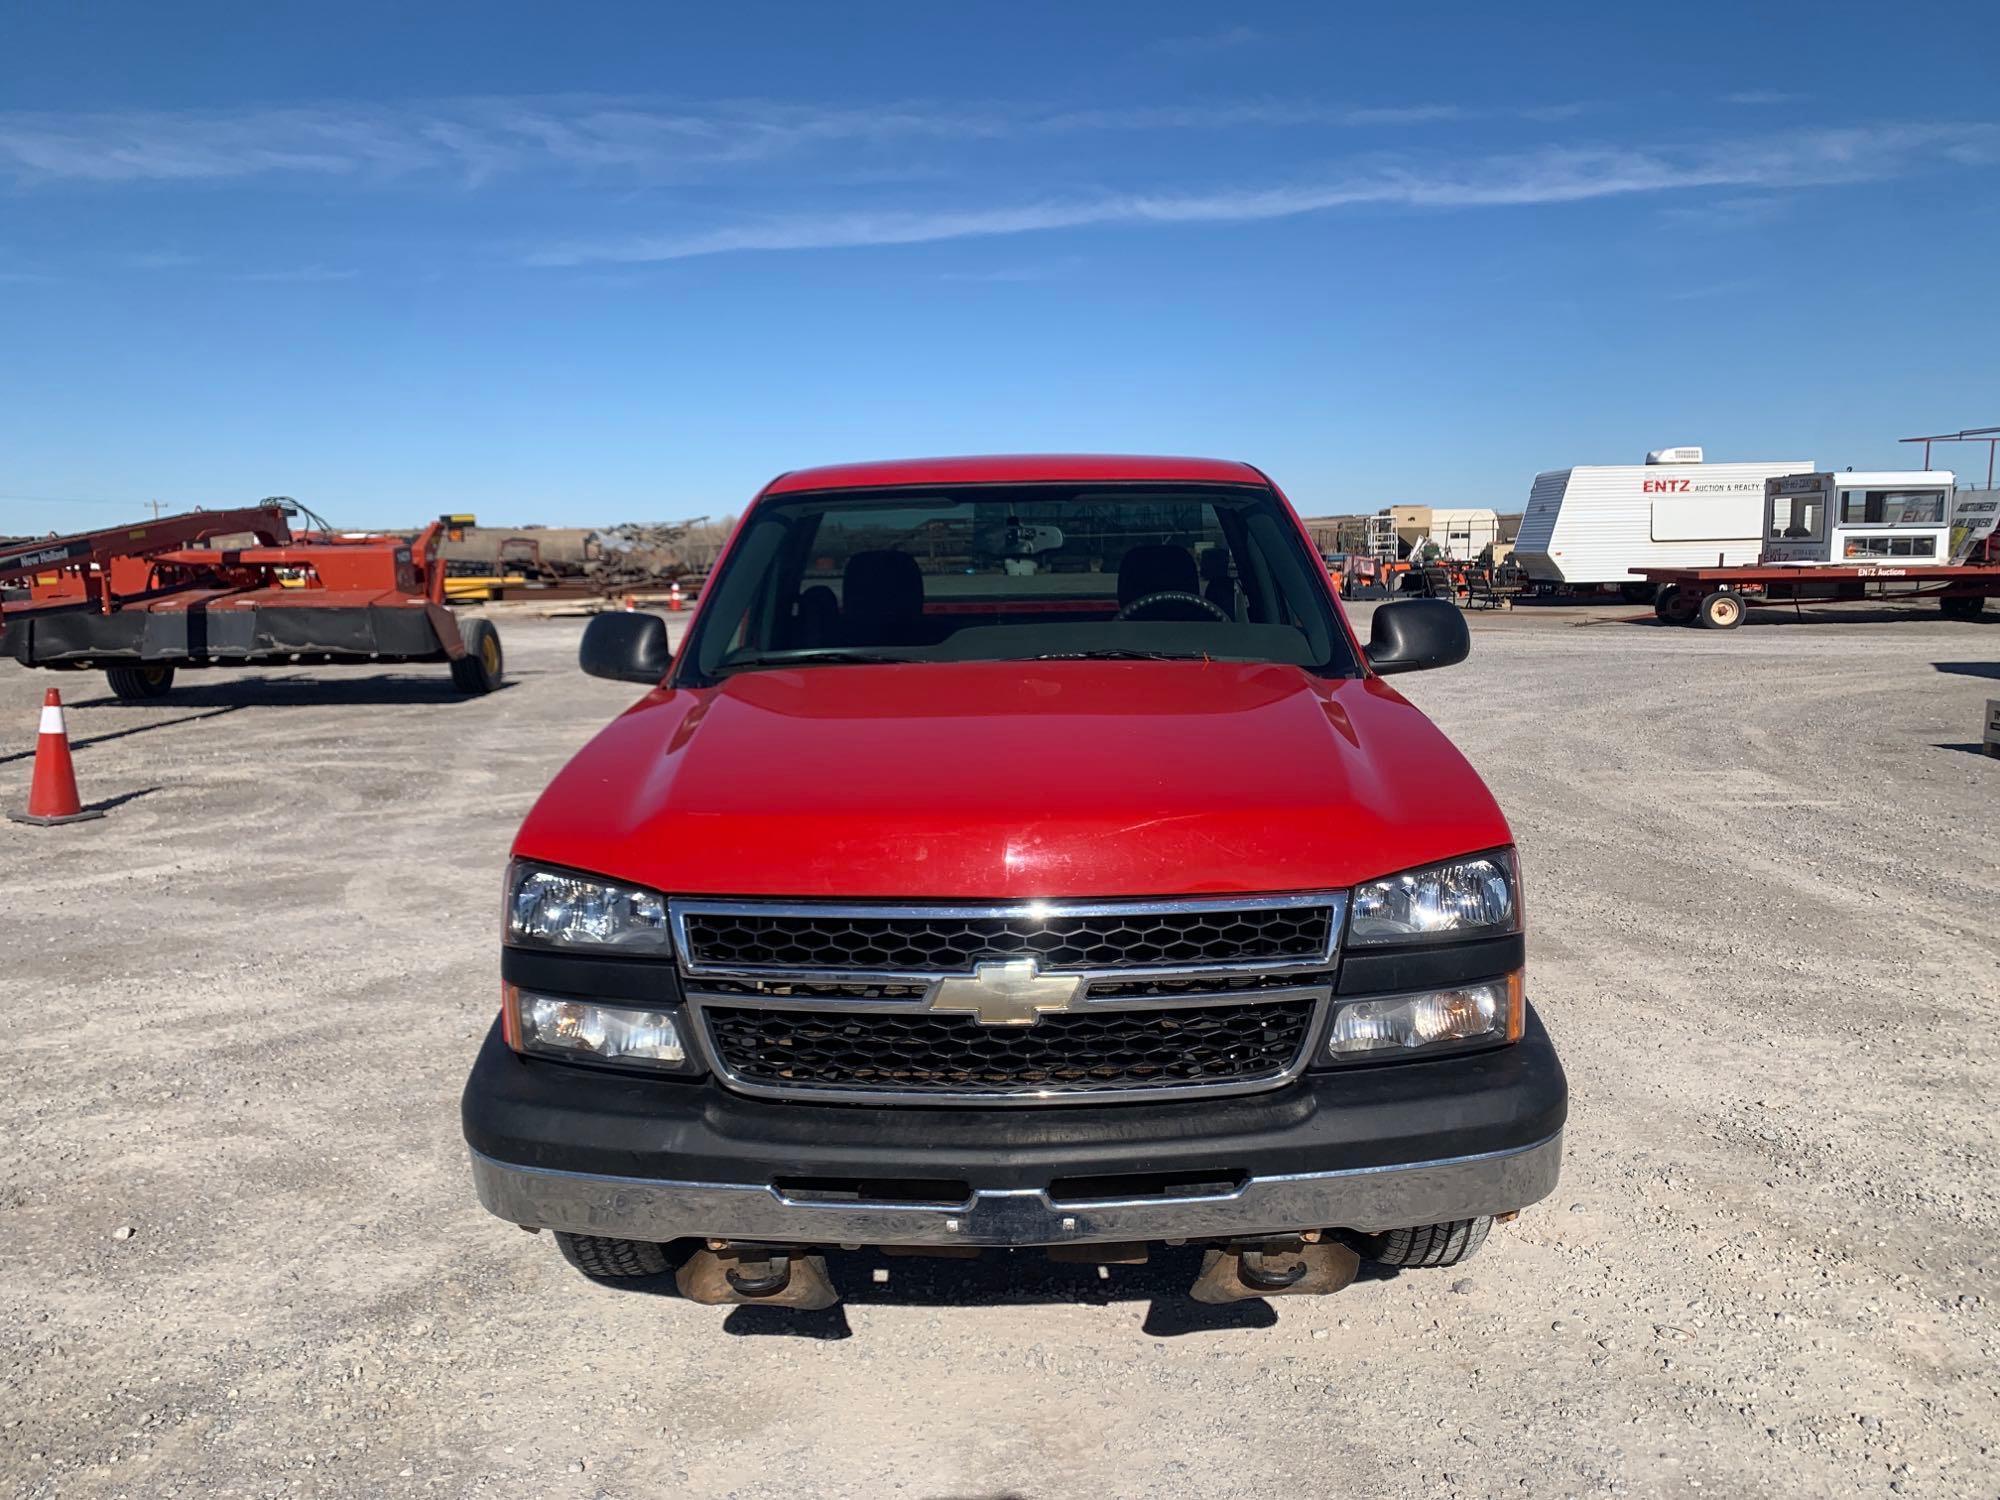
[668,893,1346,982]
[668,894,1347,1105]
[684,988,1333,1106]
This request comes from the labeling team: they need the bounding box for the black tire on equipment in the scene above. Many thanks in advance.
[105,664,176,701]
[1696,590,1744,630]
[1354,1217,1493,1269]
[553,1231,671,1281]
[450,617,505,694]
[1939,595,1987,620]
[1657,586,1697,624]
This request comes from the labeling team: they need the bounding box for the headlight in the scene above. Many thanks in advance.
[503,986,694,1072]
[506,861,671,952]
[1327,973,1522,1058]
[1348,850,1518,944]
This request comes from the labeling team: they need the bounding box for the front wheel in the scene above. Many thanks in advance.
[105,664,176,701]
[1696,590,1744,630]
[1352,1217,1492,1268]
[554,1231,671,1282]
[1940,595,1988,620]
[450,618,505,694]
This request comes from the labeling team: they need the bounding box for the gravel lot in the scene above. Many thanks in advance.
[2,601,1996,1499]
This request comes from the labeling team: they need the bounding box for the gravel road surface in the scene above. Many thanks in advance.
[2,601,1995,1498]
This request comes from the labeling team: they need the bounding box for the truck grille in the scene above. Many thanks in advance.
[672,895,1345,1103]
[677,902,1334,974]
[702,999,1315,1099]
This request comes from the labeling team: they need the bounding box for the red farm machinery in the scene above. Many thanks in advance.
[0,502,504,700]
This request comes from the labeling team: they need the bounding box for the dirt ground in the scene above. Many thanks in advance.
[2,600,1996,1499]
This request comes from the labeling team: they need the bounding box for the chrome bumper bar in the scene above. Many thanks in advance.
[469,1131,1562,1248]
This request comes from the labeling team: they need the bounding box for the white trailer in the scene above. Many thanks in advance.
[1763,471,1957,566]
[1513,447,1814,596]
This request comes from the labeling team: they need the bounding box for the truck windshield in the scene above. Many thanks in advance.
[678,483,1356,684]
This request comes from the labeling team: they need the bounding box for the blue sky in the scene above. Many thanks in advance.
[3,1,1997,535]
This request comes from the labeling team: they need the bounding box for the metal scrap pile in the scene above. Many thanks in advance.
[583,522,693,596]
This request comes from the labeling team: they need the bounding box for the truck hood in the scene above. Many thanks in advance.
[515,660,1510,899]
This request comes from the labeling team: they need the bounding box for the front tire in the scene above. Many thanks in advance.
[450,618,504,694]
[1696,590,1744,630]
[1940,595,1987,620]
[105,664,176,701]
[554,1231,671,1282]
[1353,1217,1492,1269]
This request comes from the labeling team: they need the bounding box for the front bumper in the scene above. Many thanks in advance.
[461,1010,1567,1248]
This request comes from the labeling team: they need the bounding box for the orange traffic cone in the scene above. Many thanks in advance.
[668,580,684,612]
[9,688,105,826]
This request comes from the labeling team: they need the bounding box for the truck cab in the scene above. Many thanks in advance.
[1765,471,1957,567]
[461,455,1566,1310]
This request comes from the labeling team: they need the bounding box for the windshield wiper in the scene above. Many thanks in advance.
[716,648,924,675]
[1025,648,1213,662]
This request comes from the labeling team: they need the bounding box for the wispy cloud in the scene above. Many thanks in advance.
[528,123,2000,265]
[234,265,359,283]
[1667,278,1758,301]
[1339,104,1465,126]
[125,249,201,269]
[1656,193,1796,230]
[936,258,1081,283]
[1147,26,1266,58]
[0,93,1570,187]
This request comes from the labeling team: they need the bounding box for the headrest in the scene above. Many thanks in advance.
[1117,544,1200,607]
[842,550,924,634]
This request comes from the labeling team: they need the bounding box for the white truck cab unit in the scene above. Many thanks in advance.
[1763,472,1957,566]
[1514,448,1814,590]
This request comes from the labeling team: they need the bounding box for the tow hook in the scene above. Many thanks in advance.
[1189,1236,1360,1303]
[675,1245,840,1310]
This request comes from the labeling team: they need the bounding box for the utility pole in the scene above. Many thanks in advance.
[145,500,167,520]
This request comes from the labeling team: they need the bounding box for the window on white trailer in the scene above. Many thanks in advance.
[1839,489,1948,526]
[1842,534,1938,558]
[1781,493,1826,540]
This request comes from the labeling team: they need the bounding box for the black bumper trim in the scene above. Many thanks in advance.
[460,1007,1567,1193]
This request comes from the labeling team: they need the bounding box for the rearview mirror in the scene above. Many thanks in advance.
[1365,598,1470,676]
[580,611,673,684]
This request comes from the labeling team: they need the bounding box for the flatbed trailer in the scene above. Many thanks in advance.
[1636,562,2000,629]
[1,503,504,698]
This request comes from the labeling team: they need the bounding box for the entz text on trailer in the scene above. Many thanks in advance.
[1513,447,1814,588]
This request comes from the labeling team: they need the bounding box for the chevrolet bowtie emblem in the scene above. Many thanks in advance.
[930,958,1085,1026]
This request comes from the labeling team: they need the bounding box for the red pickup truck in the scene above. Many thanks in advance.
[462,455,1565,1308]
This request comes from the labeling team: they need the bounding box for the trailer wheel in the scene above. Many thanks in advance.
[554,1231,672,1282]
[1658,586,1698,625]
[1696,590,1744,630]
[450,619,505,694]
[1939,595,1987,620]
[105,664,176,701]
[1352,1217,1492,1269]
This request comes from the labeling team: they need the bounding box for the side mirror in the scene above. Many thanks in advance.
[1366,597,1470,676]
[580,611,673,684]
